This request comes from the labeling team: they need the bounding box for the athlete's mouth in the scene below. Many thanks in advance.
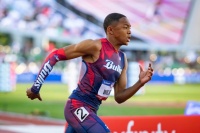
[127,36,131,42]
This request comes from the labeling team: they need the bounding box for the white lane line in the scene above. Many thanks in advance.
[0,125,65,133]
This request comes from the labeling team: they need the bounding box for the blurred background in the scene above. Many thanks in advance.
[0,0,200,132]
[0,0,200,86]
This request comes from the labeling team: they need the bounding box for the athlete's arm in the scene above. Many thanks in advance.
[63,39,101,61]
[26,39,101,101]
[113,54,153,104]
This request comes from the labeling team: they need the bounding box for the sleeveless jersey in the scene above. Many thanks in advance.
[69,38,125,110]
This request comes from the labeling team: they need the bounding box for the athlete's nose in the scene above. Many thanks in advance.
[128,29,131,34]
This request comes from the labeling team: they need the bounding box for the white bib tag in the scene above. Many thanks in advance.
[74,107,89,122]
[98,79,114,99]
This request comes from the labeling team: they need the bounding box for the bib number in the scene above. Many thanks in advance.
[74,107,89,122]
[98,79,114,99]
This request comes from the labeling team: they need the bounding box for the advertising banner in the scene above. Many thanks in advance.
[185,101,200,115]
[101,115,200,133]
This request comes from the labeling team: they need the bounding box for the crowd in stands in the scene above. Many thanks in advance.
[0,0,199,82]
[0,0,102,39]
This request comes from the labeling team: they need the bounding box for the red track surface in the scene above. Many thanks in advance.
[0,111,65,133]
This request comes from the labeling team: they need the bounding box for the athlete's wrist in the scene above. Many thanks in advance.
[136,80,145,87]
[31,85,40,94]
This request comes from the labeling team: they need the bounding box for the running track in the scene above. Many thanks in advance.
[0,111,66,133]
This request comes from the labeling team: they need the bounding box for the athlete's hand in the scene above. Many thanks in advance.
[26,88,42,101]
[139,63,153,84]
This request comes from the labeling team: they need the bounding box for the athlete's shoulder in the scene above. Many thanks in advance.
[123,51,127,61]
[84,38,102,50]
[119,49,124,53]
[81,38,101,45]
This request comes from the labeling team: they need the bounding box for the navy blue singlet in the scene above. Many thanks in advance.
[69,38,125,110]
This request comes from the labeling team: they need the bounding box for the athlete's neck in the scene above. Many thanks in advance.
[106,37,121,51]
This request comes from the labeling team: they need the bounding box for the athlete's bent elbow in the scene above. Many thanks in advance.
[114,97,125,104]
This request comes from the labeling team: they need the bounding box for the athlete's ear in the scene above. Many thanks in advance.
[107,26,114,35]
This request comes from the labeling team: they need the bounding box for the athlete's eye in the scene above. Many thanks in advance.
[123,25,131,29]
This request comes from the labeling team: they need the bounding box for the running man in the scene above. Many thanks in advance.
[26,13,154,133]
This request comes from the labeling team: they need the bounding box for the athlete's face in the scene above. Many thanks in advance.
[111,17,131,45]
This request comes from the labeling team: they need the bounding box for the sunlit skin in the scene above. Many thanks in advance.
[107,17,132,49]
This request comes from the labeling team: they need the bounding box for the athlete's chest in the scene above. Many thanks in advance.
[93,50,123,81]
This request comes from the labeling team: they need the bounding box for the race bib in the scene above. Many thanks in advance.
[74,107,89,122]
[98,79,114,99]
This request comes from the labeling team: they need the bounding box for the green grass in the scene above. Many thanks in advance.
[0,84,68,119]
[0,83,200,119]
[106,84,200,102]
[98,105,184,116]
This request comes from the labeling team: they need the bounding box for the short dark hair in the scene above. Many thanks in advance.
[103,13,126,33]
